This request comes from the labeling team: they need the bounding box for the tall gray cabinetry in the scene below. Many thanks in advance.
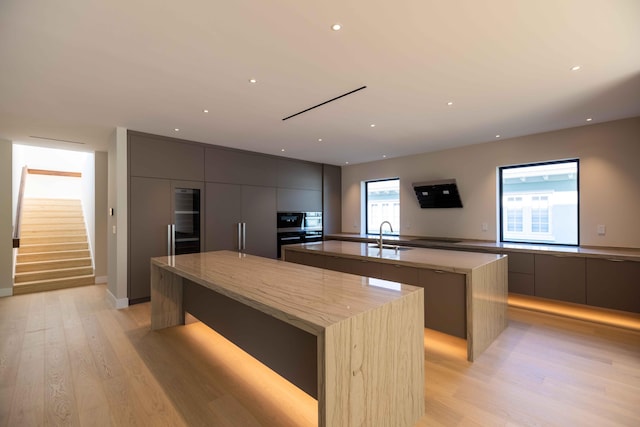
[128,133,205,303]
[127,131,339,304]
[205,148,279,258]
[205,183,276,258]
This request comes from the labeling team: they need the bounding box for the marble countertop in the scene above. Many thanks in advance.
[151,250,422,334]
[325,233,640,261]
[284,240,505,273]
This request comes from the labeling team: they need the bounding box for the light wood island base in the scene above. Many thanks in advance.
[150,251,425,427]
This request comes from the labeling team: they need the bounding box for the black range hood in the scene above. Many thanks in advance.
[412,179,463,208]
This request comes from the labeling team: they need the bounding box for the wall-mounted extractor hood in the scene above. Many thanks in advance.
[412,179,463,208]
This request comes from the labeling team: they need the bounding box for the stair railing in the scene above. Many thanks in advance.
[12,166,28,249]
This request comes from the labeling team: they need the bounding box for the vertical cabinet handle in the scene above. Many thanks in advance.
[241,222,246,251]
[167,224,176,256]
[167,224,172,256]
[171,224,175,256]
[237,223,242,252]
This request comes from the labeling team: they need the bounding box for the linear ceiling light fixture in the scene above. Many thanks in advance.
[282,85,367,121]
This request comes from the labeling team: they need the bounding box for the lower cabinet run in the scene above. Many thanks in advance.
[283,241,508,361]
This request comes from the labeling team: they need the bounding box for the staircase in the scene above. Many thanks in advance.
[14,198,94,295]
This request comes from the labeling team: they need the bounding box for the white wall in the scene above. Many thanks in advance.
[0,140,13,296]
[107,127,129,308]
[342,117,640,248]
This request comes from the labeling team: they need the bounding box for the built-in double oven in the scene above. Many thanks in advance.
[276,212,323,258]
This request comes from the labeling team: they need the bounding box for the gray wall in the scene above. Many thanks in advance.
[0,140,12,296]
[342,117,640,248]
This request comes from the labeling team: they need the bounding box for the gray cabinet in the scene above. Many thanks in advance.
[324,256,382,278]
[534,254,586,304]
[276,188,322,212]
[129,177,204,303]
[205,183,242,252]
[277,159,322,190]
[205,183,276,258]
[322,164,342,235]
[379,263,419,285]
[128,132,204,181]
[242,185,276,258]
[505,252,535,295]
[586,258,640,313]
[205,147,278,186]
[418,268,467,338]
[283,250,327,269]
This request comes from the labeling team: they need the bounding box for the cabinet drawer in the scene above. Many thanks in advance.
[586,258,640,313]
[379,263,419,286]
[418,269,466,338]
[325,256,382,278]
[507,252,535,274]
[508,272,535,295]
[534,255,586,304]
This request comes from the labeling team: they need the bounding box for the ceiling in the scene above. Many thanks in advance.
[1,0,639,166]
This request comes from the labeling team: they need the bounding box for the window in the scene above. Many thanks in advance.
[499,160,578,245]
[366,178,400,235]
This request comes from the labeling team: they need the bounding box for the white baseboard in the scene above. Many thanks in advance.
[106,288,129,309]
[0,287,13,298]
[95,275,108,284]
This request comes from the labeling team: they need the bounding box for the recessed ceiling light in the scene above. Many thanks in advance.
[571,65,581,71]
[318,138,323,142]
[447,101,453,106]
[586,117,593,122]
[345,161,350,164]
[174,128,180,132]
[370,124,376,128]
[281,148,285,152]
[331,23,342,31]
[203,109,209,113]
[495,134,501,138]
[382,155,387,158]
[249,78,257,83]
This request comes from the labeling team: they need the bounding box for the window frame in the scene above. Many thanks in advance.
[499,159,580,246]
[365,177,400,236]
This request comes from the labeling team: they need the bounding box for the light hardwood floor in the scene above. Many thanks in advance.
[1,284,638,426]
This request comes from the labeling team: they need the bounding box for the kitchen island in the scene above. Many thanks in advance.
[283,240,508,361]
[150,250,425,427]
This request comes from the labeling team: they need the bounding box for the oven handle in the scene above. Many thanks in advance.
[280,236,303,241]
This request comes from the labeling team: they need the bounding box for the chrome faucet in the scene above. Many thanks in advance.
[379,221,393,250]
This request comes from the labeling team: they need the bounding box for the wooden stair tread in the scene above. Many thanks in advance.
[14,266,93,284]
[13,275,95,295]
[17,250,91,263]
[15,257,93,273]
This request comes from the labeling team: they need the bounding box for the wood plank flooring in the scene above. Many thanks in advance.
[1,284,638,426]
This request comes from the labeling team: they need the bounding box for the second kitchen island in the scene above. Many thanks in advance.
[283,240,508,361]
